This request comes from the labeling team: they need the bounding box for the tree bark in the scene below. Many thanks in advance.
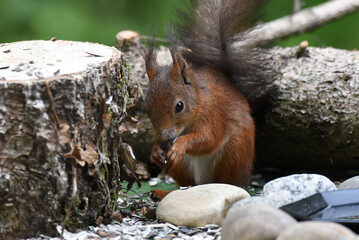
[125,44,359,170]
[0,40,134,238]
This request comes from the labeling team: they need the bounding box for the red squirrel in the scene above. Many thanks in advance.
[143,0,273,199]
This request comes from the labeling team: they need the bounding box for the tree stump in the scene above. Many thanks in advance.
[0,40,133,238]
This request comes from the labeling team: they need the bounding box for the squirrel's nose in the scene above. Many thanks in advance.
[158,128,176,142]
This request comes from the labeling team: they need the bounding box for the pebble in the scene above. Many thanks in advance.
[156,184,250,227]
[227,196,280,214]
[221,204,297,240]
[260,173,337,207]
[276,221,358,240]
[338,176,359,190]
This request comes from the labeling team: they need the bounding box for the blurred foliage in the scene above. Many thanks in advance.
[0,0,358,49]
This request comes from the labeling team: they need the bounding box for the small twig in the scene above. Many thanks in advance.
[296,40,309,58]
[293,0,304,13]
[233,0,359,48]
[139,35,167,43]
[85,51,104,57]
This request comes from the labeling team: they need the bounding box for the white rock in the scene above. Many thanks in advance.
[338,176,359,190]
[222,204,297,240]
[156,184,250,227]
[276,221,358,240]
[261,174,337,206]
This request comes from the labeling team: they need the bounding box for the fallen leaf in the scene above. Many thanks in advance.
[119,115,140,134]
[83,144,98,166]
[63,142,98,168]
[63,142,84,166]
[140,206,156,220]
[111,211,123,222]
[95,216,103,225]
[121,143,137,172]
[121,164,140,191]
[120,143,141,189]
[102,112,113,129]
[58,124,71,145]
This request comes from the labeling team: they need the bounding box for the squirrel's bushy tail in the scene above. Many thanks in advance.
[175,0,274,109]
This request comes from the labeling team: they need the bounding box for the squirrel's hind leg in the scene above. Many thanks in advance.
[167,161,195,187]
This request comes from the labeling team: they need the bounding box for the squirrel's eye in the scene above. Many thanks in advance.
[175,100,184,114]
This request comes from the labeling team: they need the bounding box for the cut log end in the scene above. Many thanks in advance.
[115,30,140,50]
[0,40,119,82]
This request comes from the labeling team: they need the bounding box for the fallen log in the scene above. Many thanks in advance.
[0,40,135,238]
[256,46,359,170]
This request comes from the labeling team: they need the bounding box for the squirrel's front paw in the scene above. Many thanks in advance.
[150,144,167,167]
[167,142,186,168]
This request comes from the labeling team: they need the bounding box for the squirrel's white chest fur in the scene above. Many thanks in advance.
[182,150,223,185]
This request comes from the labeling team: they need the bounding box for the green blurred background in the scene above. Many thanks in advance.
[0,0,358,49]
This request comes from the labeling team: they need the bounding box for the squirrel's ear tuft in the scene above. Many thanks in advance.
[166,27,188,78]
[171,52,188,77]
[145,56,159,82]
[141,42,159,82]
